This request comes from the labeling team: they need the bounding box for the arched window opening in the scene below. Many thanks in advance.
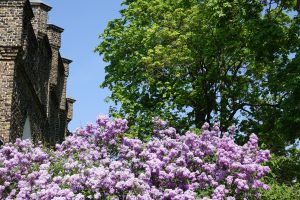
[22,116,32,140]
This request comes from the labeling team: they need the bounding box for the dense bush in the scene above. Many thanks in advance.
[261,183,300,200]
[0,115,270,199]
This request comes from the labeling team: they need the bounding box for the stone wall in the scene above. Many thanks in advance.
[0,0,74,145]
[0,0,25,47]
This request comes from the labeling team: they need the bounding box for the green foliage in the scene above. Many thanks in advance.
[268,147,300,184]
[261,183,300,200]
[96,0,300,172]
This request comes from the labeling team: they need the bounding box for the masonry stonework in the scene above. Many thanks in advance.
[0,0,75,145]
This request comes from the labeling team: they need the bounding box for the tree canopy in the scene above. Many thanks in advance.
[96,0,300,155]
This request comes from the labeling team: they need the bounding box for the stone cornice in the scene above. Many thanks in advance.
[47,24,64,33]
[30,1,52,12]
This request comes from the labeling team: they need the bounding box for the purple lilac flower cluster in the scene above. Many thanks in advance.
[0,115,270,199]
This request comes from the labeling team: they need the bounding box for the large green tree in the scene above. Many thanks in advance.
[96,0,300,154]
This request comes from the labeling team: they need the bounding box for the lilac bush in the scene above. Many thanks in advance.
[0,115,270,199]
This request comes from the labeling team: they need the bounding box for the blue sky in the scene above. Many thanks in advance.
[45,0,123,131]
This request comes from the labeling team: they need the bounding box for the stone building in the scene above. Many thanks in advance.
[0,0,75,145]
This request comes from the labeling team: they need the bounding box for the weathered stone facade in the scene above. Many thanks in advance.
[0,0,75,145]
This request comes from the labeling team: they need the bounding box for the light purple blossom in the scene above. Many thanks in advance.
[0,115,270,199]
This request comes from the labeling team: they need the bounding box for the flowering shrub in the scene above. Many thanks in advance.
[0,115,270,199]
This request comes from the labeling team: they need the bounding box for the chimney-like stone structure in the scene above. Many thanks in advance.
[66,98,76,137]
[67,98,76,122]
[30,0,51,35]
[0,0,28,47]
[47,24,64,86]
[61,58,72,110]
[0,0,75,145]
